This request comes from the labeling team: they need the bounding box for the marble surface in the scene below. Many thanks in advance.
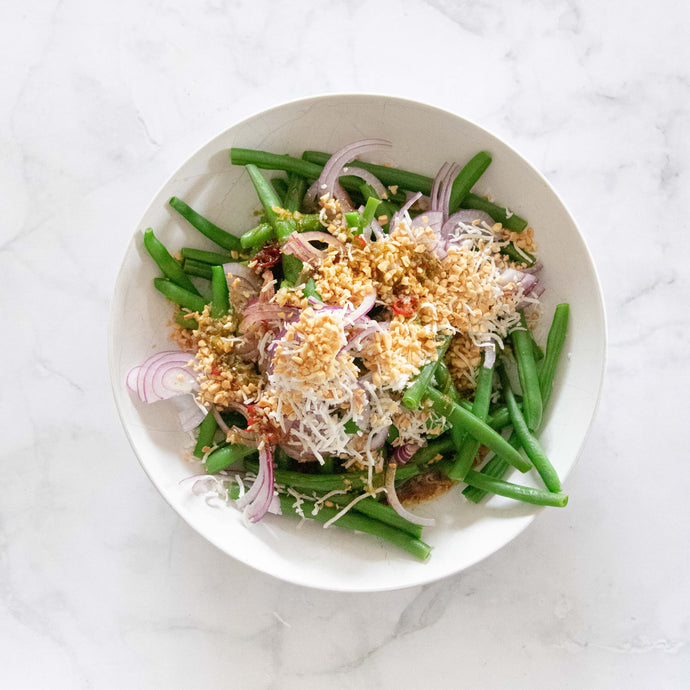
[2,0,688,687]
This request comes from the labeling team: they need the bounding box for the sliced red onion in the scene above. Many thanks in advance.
[212,406,231,435]
[430,162,450,212]
[282,231,344,263]
[127,351,197,403]
[391,443,422,466]
[368,425,390,451]
[389,191,422,231]
[498,268,542,309]
[522,261,543,274]
[442,209,495,238]
[342,166,387,199]
[385,463,436,527]
[345,289,377,324]
[239,301,298,332]
[411,210,443,233]
[279,434,317,463]
[345,323,380,351]
[223,262,262,293]
[261,270,276,299]
[364,218,386,241]
[126,366,139,392]
[309,139,392,210]
[406,190,430,210]
[237,444,275,523]
[439,163,461,221]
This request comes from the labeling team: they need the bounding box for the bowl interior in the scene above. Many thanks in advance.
[109,94,606,592]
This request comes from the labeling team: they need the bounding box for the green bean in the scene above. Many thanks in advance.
[462,432,519,503]
[240,215,323,251]
[501,242,536,267]
[274,446,291,471]
[143,228,201,296]
[174,310,199,330]
[298,150,528,232]
[245,164,303,283]
[425,388,531,473]
[448,353,495,481]
[403,335,452,409]
[245,164,288,225]
[193,412,218,460]
[284,172,307,213]
[277,495,431,561]
[409,436,456,465]
[244,457,420,492]
[232,148,395,210]
[531,331,545,361]
[271,177,288,205]
[169,196,242,252]
[361,196,381,229]
[328,494,423,538]
[318,457,335,474]
[498,362,561,492]
[487,405,511,431]
[461,193,528,233]
[210,265,230,318]
[434,360,451,394]
[182,258,213,280]
[448,151,492,215]
[180,247,234,265]
[511,312,543,431]
[296,214,325,232]
[345,211,361,228]
[231,148,324,179]
[205,443,257,474]
[433,361,466,405]
[539,303,570,412]
[240,222,274,249]
[464,470,568,507]
[153,278,208,313]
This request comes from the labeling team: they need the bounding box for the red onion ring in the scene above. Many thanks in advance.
[411,210,443,233]
[237,444,275,523]
[239,301,298,332]
[282,231,344,263]
[369,425,390,451]
[223,262,262,293]
[444,209,495,232]
[391,443,422,466]
[308,139,392,210]
[430,162,450,212]
[345,289,377,324]
[385,464,436,527]
[389,192,422,231]
[127,351,197,403]
[345,323,380,351]
[439,163,461,222]
[342,166,387,199]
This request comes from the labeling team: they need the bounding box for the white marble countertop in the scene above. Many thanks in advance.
[2,0,689,687]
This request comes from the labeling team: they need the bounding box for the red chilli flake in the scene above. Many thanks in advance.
[391,296,418,317]
[355,236,367,249]
[245,403,257,430]
[252,242,281,271]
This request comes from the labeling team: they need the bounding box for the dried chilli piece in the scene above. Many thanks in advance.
[252,242,282,272]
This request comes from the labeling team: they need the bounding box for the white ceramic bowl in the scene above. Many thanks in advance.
[109,94,606,592]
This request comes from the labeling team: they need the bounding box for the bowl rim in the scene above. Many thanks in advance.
[108,92,607,592]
